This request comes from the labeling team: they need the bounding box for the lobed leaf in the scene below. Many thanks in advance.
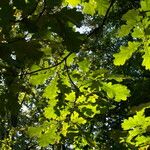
[113,42,141,66]
[102,82,130,102]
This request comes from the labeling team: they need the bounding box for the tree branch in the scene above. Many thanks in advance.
[35,0,46,23]
[87,0,116,38]
[64,59,79,91]
[23,52,72,75]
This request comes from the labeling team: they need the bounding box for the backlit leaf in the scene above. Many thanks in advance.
[66,0,81,6]
[95,0,109,16]
[78,59,90,72]
[71,111,87,124]
[66,53,76,66]
[122,9,139,25]
[102,82,130,102]
[29,73,50,85]
[142,46,150,70]
[83,0,96,16]
[113,42,141,66]
[140,0,150,11]
[65,92,76,102]
[117,25,133,37]
[43,77,59,99]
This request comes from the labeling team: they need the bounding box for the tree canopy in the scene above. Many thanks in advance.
[0,0,150,149]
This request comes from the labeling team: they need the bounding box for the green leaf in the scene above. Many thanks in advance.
[66,0,81,6]
[108,74,128,82]
[58,109,70,121]
[79,104,99,117]
[65,92,76,102]
[38,131,60,147]
[121,108,150,146]
[29,72,50,85]
[142,45,150,70]
[117,25,133,37]
[78,59,90,72]
[140,0,150,11]
[113,42,141,66]
[117,9,140,38]
[122,9,139,25]
[82,0,96,16]
[29,65,52,85]
[71,111,87,124]
[44,102,58,119]
[43,77,59,99]
[66,53,76,66]
[61,122,70,136]
[132,25,145,39]
[102,82,130,102]
[28,126,43,137]
[135,136,150,146]
[95,0,109,16]
[76,95,86,104]
[28,121,61,147]
[87,94,98,103]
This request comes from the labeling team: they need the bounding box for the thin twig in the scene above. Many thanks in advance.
[35,0,46,23]
[64,59,79,91]
[23,52,72,75]
[87,0,116,38]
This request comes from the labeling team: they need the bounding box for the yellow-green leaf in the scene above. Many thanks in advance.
[66,0,81,6]
[65,92,76,102]
[71,111,86,124]
[102,82,130,102]
[43,77,59,99]
[95,0,109,16]
[113,42,141,66]
[142,46,150,70]
[82,0,96,15]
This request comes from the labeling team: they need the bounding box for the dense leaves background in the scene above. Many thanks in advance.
[0,0,150,149]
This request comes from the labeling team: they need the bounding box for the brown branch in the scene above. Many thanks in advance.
[23,52,72,75]
[64,59,80,103]
[7,37,26,44]
[64,59,79,91]
[35,0,46,22]
[25,0,41,17]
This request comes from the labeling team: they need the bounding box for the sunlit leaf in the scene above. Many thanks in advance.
[83,0,96,15]
[78,104,99,117]
[113,42,141,66]
[122,9,139,25]
[43,77,59,99]
[122,107,150,147]
[65,92,76,102]
[28,126,43,137]
[132,25,145,38]
[66,53,76,66]
[102,82,130,102]
[62,122,70,136]
[140,0,150,11]
[142,46,150,70]
[117,25,133,37]
[71,111,86,124]
[95,0,109,16]
[66,0,81,6]
[78,59,90,72]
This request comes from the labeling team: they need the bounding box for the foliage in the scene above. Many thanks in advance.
[121,107,150,148]
[114,0,150,70]
[0,0,150,149]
